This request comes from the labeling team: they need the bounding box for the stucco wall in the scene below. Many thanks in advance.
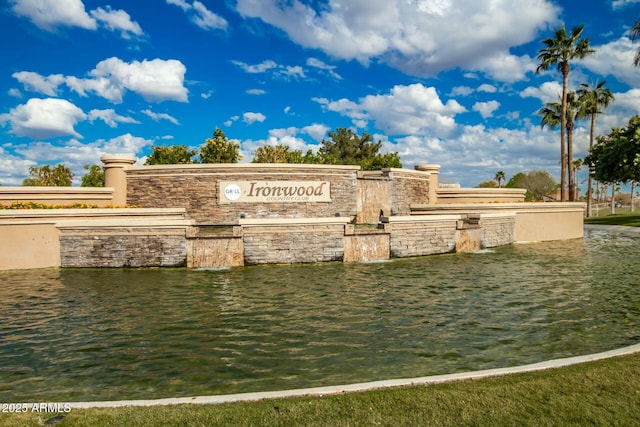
[0,222,60,270]
[0,187,115,207]
[514,207,585,242]
[411,203,585,242]
[436,188,526,204]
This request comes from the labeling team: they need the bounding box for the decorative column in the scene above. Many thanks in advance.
[101,155,137,206]
[415,164,440,204]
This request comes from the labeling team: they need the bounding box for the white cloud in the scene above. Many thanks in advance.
[168,0,228,31]
[90,6,144,39]
[301,123,330,141]
[232,59,309,80]
[12,71,65,96]
[9,133,150,184]
[13,58,188,104]
[87,57,188,103]
[450,86,473,96]
[231,60,278,73]
[315,83,466,137]
[519,81,562,103]
[281,65,306,79]
[241,126,319,160]
[88,109,140,128]
[224,115,240,126]
[612,0,640,9]
[473,52,536,83]
[0,146,36,186]
[236,0,559,81]
[306,58,342,80]
[167,0,190,11]
[243,112,266,124]
[10,0,96,31]
[246,89,267,95]
[473,100,500,118]
[142,109,180,125]
[10,0,144,40]
[581,37,640,87]
[391,123,562,185]
[192,1,227,30]
[477,84,498,93]
[0,98,86,139]
[8,88,22,98]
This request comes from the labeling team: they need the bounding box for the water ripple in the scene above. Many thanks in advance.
[1,230,639,401]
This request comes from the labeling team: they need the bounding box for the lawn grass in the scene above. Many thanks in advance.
[2,352,640,426]
[584,213,640,227]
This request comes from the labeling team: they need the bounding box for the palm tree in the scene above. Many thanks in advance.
[564,91,586,201]
[538,93,584,201]
[631,17,640,66]
[536,24,595,201]
[494,171,506,188]
[577,81,614,216]
[538,99,563,199]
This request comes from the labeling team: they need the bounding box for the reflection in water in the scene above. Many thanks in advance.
[0,229,639,402]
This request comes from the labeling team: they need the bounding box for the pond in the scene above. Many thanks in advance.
[1,226,639,402]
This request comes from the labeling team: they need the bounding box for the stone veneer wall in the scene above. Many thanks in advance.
[387,169,431,215]
[186,226,244,268]
[60,226,187,267]
[355,168,431,223]
[479,214,516,248]
[126,164,360,224]
[242,223,345,265]
[389,217,458,258]
[356,172,391,223]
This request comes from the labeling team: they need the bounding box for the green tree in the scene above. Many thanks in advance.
[577,81,614,216]
[199,128,242,163]
[507,170,558,201]
[318,128,402,170]
[494,171,506,188]
[80,164,105,187]
[286,149,322,164]
[145,145,195,165]
[369,152,402,170]
[252,144,322,164]
[477,180,498,188]
[536,24,595,201]
[252,144,290,163]
[22,164,73,186]
[587,117,640,206]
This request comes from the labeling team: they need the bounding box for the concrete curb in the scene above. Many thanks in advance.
[70,342,640,409]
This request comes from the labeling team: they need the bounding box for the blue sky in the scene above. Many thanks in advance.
[2,0,640,188]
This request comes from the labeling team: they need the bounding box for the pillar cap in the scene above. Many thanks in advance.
[414,164,440,172]
[100,155,137,166]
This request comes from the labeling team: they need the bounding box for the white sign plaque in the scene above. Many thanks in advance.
[219,181,331,203]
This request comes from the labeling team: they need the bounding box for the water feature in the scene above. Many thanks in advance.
[1,227,639,402]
